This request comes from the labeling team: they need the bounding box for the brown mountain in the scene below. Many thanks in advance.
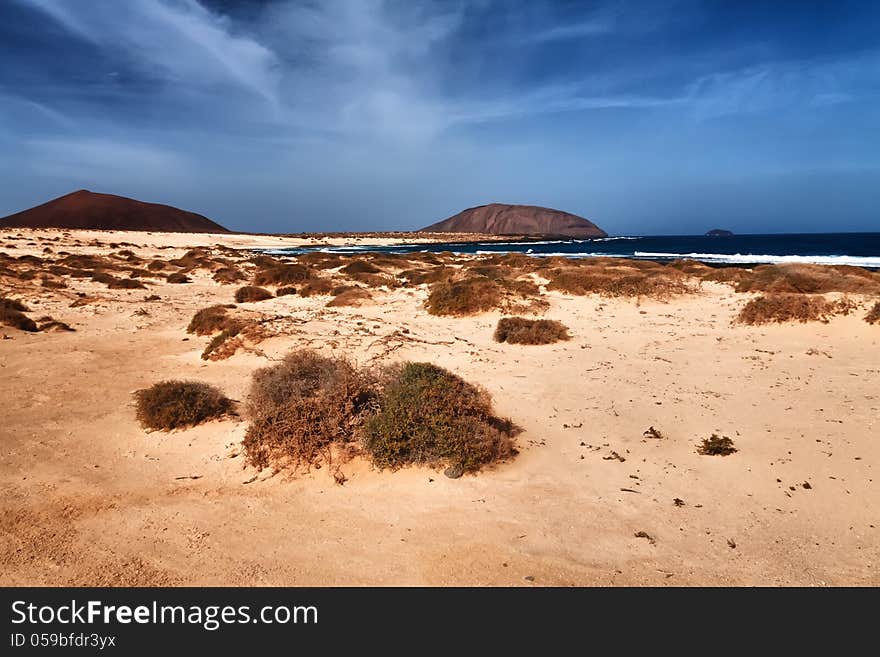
[0,190,229,233]
[421,203,606,238]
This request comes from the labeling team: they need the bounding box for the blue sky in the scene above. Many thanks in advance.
[1,0,878,234]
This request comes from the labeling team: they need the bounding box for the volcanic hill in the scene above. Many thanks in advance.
[0,190,228,233]
[421,203,606,238]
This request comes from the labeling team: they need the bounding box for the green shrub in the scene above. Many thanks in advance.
[362,362,517,473]
[134,380,231,430]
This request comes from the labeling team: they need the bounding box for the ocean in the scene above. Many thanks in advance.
[262,232,880,268]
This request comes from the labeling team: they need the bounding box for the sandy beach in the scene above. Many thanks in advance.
[1,227,878,587]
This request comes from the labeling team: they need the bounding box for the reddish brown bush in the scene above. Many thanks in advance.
[737,294,855,325]
[0,297,37,332]
[326,287,372,307]
[340,260,382,275]
[494,317,570,344]
[298,278,335,297]
[425,277,502,316]
[243,350,378,471]
[234,286,274,303]
[735,263,880,295]
[212,267,246,284]
[866,301,880,324]
[187,304,238,335]
[253,263,312,286]
[165,272,191,284]
[545,266,692,299]
[134,380,232,430]
[276,286,298,296]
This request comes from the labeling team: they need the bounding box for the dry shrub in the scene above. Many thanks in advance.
[143,294,161,302]
[110,277,148,289]
[866,302,880,324]
[38,319,75,332]
[735,263,880,295]
[40,276,68,289]
[187,304,237,335]
[243,350,377,471]
[340,260,382,275]
[326,287,372,307]
[425,277,502,316]
[165,272,191,284]
[362,362,517,473]
[201,327,242,360]
[700,267,751,284]
[212,267,246,284]
[737,294,855,325]
[546,266,692,299]
[134,380,231,431]
[345,271,397,287]
[276,286,298,296]
[398,266,456,286]
[0,297,37,332]
[293,252,345,269]
[234,286,274,303]
[494,317,570,345]
[147,260,167,271]
[298,278,335,296]
[253,263,312,286]
[698,434,737,456]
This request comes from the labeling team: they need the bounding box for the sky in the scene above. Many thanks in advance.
[0,0,878,235]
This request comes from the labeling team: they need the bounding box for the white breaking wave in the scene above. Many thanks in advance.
[634,252,880,267]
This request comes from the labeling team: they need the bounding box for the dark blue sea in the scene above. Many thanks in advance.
[262,232,880,268]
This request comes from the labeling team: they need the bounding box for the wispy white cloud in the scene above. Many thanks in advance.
[684,50,879,119]
[19,0,280,104]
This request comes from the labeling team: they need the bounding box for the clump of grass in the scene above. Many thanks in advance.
[276,286,298,296]
[186,304,237,335]
[166,272,191,284]
[134,380,232,431]
[326,287,372,307]
[298,278,335,297]
[737,294,854,325]
[697,434,737,456]
[340,260,382,275]
[243,350,378,471]
[253,262,312,286]
[494,317,570,345]
[735,263,880,295]
[545,266,692,299]
[234,286,274,303]
[362,362,518,473]
[425,277,502,316]
[398,266,456,286]
[0,297,37,332]
[37,318,75,332]
[212,267,246,284]
[866,302,880,325]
